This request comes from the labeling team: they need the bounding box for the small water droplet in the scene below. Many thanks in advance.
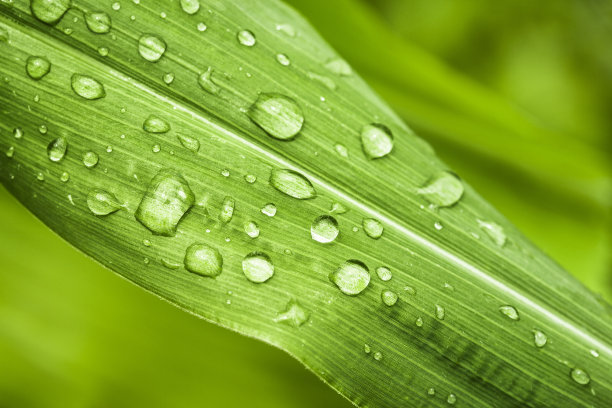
[84,11,111,33]
[269,168,316,199]
[447,393,457,405]
[381,290,398,306]
[477,220,507,247]
[142,239,151,247]
[330,202,348,214]
[5,146,15,158]
[276,53,290,66]
[219,196,235,223]
[180,0,200,14]
[404,286,416,295]
[36,172,45,181]
[373,351,382,361]
[221,169,230,177]
[98,46,109,56]
[499,305,519,321]
[248,93,304,140]
[242,252,274,283]
[163,72,175,84]
[590,350,599,358]
[13,127,24,139]
[361,124,393,159]
[184,243,223,277]
[26,56,51,80]
[434,221,443,231]
[570,368,590,385]
[362,218,383,239]
[417,171,464,207]
[87,189,122,215]
[60,171,70,182]
[47,136,67,162]
[197,22,207,32]
[334,143,348,157]
[435,304,445,320]
[415,317,424,327]
[111,2,120,11]
[364,344,371,354]
[427,388,435,396]
[275,23,295,37]
[307,71,337,90]
[533,330,547,348]
[177,134,200,152]
[38,124,47,134]
[198,66,220,94]
[237,29,256,46]
[330,260,370,296]
[71,74,105,99]
[274,300,309,327]
[375,266,392,281]
[325,58,352,76]
[244,220,260,238]
[311,215,339,243]
[135,169,195,236]
[161,258,181,269]
[261,203,277,217]
[244,174,257,184]
[143,114,170,133]
[30,0,71,24]
[138,34,167,62]
[82,151,99,168]
[152,144,161,153]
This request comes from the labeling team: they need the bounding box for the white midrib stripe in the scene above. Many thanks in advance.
[112,69,612,358]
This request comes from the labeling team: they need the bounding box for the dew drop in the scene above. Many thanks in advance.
[177,134,200,152]
[98,46,109,56]
[184,243,223,277]
[261,203,277,217]
[533,330,547,348]
[417,171,464,207]
[87,189,122,215]
[362,218,383,239]
[180,0,200,14]
[60,171,70,182]
[197,22,207,32]
[244,220,260,238]
[415,317,424,327]
[219,196,234,223]
[447,394,457,405]
[435,304,445,320]
[138,34,167,62]
[13,127,23,139]
[46,136,67,162]
[373,351,382,361]
[36,172,45,181]
[307,71,337,90]
[163,72,175,85]
[478,220,507,247]
[330,260,370,296]
[111,2,120,11]
[334,143,348,157]
[26,56,51,80]
[143,114,170,133]
[330,202,348,214]
[427,388,435,396]
[237,29,256,46]
[434,221,443,231]
[221,169,230,177]
[84,11,111,34]
[275,23,296,37]
[274,300,309,327]
[311,215,339,243]
[198,66,220,95]
[71,74,105,100]
[248,93,304,140]
[499,305,520,321]
[38,124,48,134]
[242,252,274,283]
[325,58,352,76]
[364,344,371,354]
[590,350,599,358]
[360,124,393,159]
[82,151,99,168]
[276,53,290,66]
[161,258,181,269]
[269,168,315,199]
[30,0,71,24]
[5,146,15,158]
[381,290,398,306]
[375,266,392,281]
[135,169,195,236]
[244,174,257,184]
[570,368,590,385]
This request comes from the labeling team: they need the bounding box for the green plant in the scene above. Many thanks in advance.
[0,1,610,407]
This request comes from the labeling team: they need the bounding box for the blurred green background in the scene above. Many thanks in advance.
[1,0,610,407]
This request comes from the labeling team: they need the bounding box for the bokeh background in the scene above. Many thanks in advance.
[1,0,610,407]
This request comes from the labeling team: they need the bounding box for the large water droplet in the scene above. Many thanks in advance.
[269,168,315,199]
[84,11,111,33]
[30,0,71,24]
[242,252,274,283]
[375,266,392,281]
[244,221,260,238]
[325,58,352,76]
[311,215,339,243]
[381,290,398,306]
[135,169,195,236]
[570,368,590,385]
[362,218,383,239]
[176,134,200,152]
[330,260,370,296]
[198,66,220,95]
[361,124,393,159]
[87,189,122,215]
[180,0,200,14]
[533,330,547,348]
[274,300,309,327]
[138,34,166,62]
[47,136,67,162]
[71,74,105,99]
[248,93,304,140]
[478,220,507,247]
[261,203,277,217]
[143,114,170,133]
[237,29,256,46]
[26,56,51,80]
[435,304,445,320]
[417,171,464,207]
[184,243,223,277]
[499,305,520,321]
[219,196,235,223]
[82,151,99,168]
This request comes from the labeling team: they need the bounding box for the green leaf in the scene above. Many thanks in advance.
[0,1,611,407]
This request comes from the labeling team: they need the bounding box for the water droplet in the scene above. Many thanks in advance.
[60,171,70,182]
[434,221,443,231]
[375,266,392,281]
[26,56,51,80]
[244,221,260,238]
[142,239,151,247]
[30,0,71,24]
[244,174,257,184]
[364,344,371,354]
[361,124,393,159]
[71,74,105,100]
[325,58,352,76]
[274,300,309,327]
[221,169,230,177]
[427,388,435,396]
[111,2,120,11]
[84,11,111,33]
[443,283,454,292]
[533,330,547,348]
[87,189,122,215]
[138,34,166,62]
[143,114,170,133]
[98,46,109,56]
[242,252,274,283]
[197,22,207,32]
[435,304,445,320]
[373,351,382,361]
[82,151,99,168]
[447,393,457,405]
[417,171,464,207]
[237,29,256,46]
[404,286,416,295]
[330,260,370,296]
[334,143,348,157]
[570,368,590,385]
[381,290,398,306]
[161,258,181,269]
[13,127,23,139]
[5,146,15,158]
[275,23,296,37]
[477,220,506,247]
[311,215,339,243]
[36,172,45,181]
[499,305,519,321]
[415,317,424,327]
[330,202,348,214]
[151,144,161,153]
[38,124,48,134]
[307,71,337,90]
[163,72,175,85]
[135,169,195,236]
[198,66,220,95]
[184,243,223,277]
[269,168,315,199]
[261,203,277,217]
[180,0,200,14]
[362,218,383,239]
[248,93,304,140]
[218,196,235,223]
[47,136,67,162]
[276,53,290,66]
[176,134,199,152]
